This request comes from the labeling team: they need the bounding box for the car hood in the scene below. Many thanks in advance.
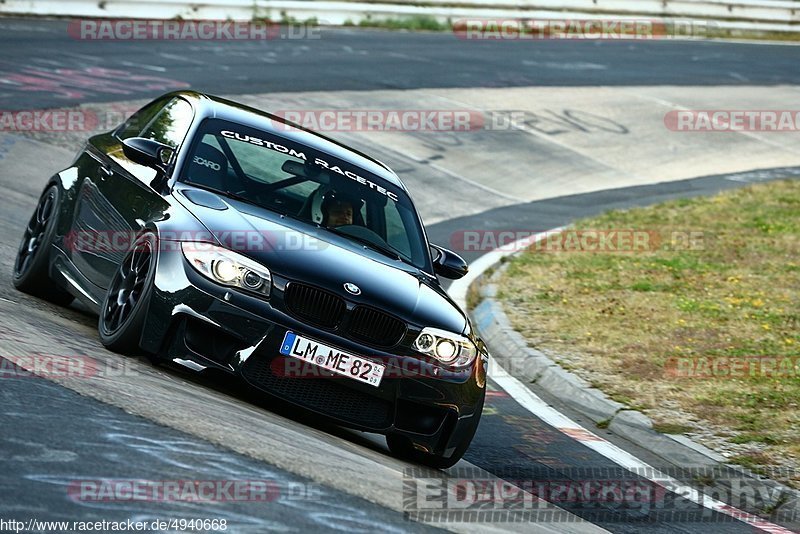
[175,188,467,333]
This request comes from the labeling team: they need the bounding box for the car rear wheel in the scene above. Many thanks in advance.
[99,232,157,354]
[13,185,74,306]
[387,394,484,469]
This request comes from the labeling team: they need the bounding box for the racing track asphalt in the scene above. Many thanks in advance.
[1,18,800,110]
[1,18,798,533]
[0,360,442,533]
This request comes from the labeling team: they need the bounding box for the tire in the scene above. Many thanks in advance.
[387,394,485,469]
[98,232,157,354]
[12,184,74,306]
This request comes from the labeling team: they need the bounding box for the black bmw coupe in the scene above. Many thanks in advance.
[13,91,487,468]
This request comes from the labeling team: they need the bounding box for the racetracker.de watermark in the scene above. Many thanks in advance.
[453,19,715,40]
[270,355,466,380]
[275,110,485,132]
[67,479,319,502]
[67,19,321,40]
[0,103,147,133]
[0,110,100,132]
[0,108,618,134]
[449,230,707,253]
[665,110,800,132]
[65,230,328,254]
[665,356,800,379]
[0,354,140,379]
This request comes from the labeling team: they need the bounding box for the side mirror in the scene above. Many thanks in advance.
[430,244,469,280]
[122,137,174,171]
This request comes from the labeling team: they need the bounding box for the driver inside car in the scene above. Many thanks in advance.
[324,198,354,227]
[310,188,364,228]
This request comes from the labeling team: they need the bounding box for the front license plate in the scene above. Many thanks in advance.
[279,332,385,387]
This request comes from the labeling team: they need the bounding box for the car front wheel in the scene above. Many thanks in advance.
[98,232,158,354]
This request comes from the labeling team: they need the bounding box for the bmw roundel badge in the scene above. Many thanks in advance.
[344,283,361,295]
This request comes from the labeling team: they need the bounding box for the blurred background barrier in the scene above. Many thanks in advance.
[1,0,799,33]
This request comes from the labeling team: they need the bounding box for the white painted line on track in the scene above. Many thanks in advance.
[448,229,795,534]
[120,60,168,72]
[424,160,521,203]
[624,90,800,158]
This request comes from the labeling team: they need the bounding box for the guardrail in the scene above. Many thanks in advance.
[1,0,798,33]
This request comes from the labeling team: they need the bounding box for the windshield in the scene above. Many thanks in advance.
[180,118,430,270]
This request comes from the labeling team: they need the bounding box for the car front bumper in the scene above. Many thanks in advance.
[140,246,487,458]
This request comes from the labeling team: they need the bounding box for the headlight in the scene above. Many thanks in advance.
[413,327,477,367]
[181,242,271,296]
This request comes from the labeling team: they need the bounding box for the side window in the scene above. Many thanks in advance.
[115,98,170,141]
[140,98,194,149]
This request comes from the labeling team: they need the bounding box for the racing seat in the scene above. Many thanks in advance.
[186,143,229,191]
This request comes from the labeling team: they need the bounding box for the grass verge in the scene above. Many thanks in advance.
[343,15,451,32]
[498,179,800,487]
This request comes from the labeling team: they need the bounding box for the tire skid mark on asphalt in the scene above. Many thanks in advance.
[0,363,428,533]
[0,63,190,101]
